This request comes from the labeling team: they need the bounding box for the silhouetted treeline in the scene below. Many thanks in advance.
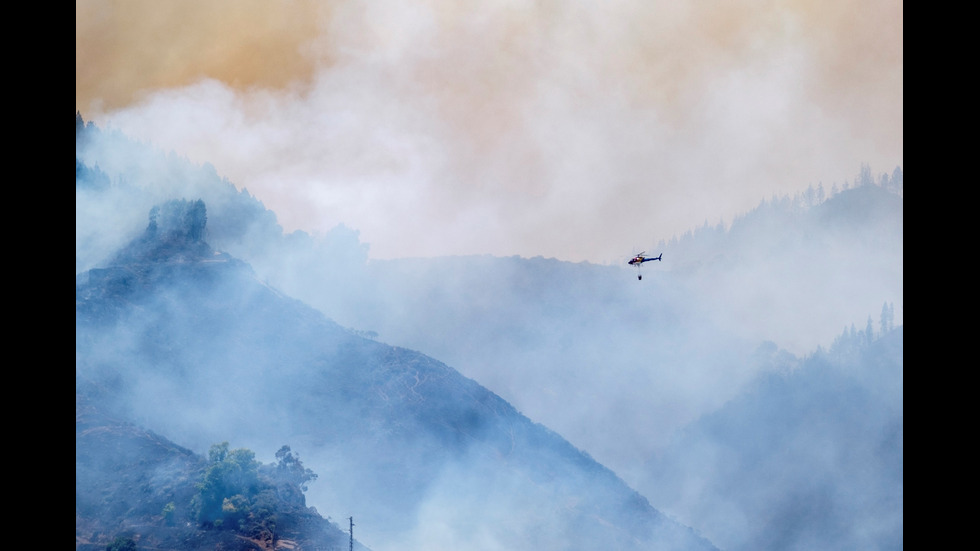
[76,157,110,190]
[659,163,903,250]
[828,302,898,358]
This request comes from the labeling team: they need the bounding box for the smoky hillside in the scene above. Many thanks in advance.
[76,197,718,550]
[76,389,359,551]
[641,326,903,551]
[77,113,901,550]
[269,174,903,486]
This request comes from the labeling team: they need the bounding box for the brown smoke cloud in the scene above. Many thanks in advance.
[76,0,322,112]
[76,0,902,261]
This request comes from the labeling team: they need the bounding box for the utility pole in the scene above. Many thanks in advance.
[348,516,354,551]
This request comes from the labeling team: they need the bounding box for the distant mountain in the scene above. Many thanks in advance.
[640,328,903,551]
[657,181,903,352]
[312,180,902,473]
[76,199,718,551]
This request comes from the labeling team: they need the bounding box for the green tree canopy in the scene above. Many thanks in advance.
[195,442,260,525]
[273,445,318,492]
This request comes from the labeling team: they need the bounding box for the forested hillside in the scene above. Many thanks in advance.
[77,113,901,550]
[76,196,718,551]
[641,325,903,551]
[77,388,354,550]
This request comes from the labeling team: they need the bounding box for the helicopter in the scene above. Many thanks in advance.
[627,252,662,280]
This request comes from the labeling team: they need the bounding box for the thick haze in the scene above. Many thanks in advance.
[77,3,903,547]
[76,0,903,261]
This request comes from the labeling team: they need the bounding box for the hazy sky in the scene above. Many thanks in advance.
[77,0,902,262]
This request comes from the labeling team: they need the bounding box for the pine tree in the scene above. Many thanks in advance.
[879,302,894,334]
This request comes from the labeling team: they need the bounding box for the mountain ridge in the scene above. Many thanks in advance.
[76,199,718,551]
[641,326,903,551]
[77,113,901,550]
